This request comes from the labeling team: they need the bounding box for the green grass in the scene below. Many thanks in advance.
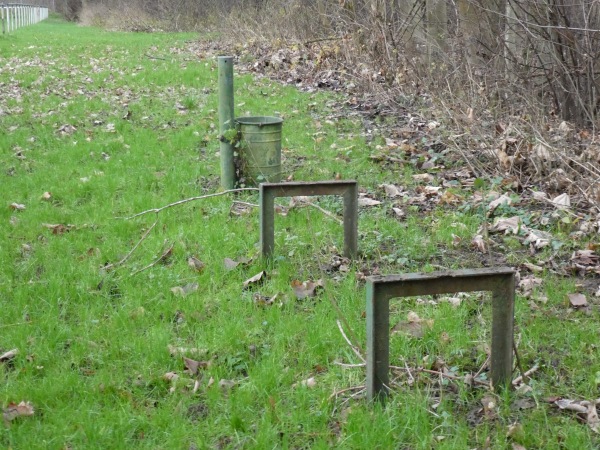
[1,16,599,449]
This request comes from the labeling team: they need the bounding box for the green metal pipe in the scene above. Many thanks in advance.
[218,56,236,189]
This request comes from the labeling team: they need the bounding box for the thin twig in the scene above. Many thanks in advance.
[337,320,366,363]
[474,355,490,379]
[122,188,259,220]
[306,201,344,225]
[333,361,365,368]
[103,220,158,271]
[512,341,527,383]
[328,385,365,401]
[232,201,259,208]
[0,322,31,329]
[130,242,174,277]
[512,364,539,386]
[144,53,167,60]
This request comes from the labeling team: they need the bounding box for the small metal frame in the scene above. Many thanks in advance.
[366,267,516,402]
[260,181,358,259]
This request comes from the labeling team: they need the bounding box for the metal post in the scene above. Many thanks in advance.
[259,180,359,259]
[365,268,516,403]
[218,56,236,190]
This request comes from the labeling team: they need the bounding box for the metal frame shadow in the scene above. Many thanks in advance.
[366,267,516,402]
[259,181,358,259]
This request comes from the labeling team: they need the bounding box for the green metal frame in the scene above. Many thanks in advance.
[366,267,516,402]
[259,181,358,259]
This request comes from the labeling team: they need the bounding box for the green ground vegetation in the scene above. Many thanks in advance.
[1,16,599,449]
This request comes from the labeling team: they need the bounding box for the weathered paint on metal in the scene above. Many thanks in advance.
[259,181,358,259]
[366,267,516,402]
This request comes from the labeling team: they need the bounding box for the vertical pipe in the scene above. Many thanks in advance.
[218,56,236,190]
[343,184,358,259]
[491,274,515,389]
[366,282,390,402]
[259,185,275,258]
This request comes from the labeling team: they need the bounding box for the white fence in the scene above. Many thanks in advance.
[1,3,48,34]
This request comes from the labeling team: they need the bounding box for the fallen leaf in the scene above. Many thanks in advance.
[392,207,405,218]
[291,279,324,299]
[0,349,18,362]
[358,196,382,207]
[519,276,543,296]
[488,193,512,211]
[9,203,25,211]
[224,258,239,270]
[552,193,571,209]
[3,401,34,422]
[481,395,498,420]
[42,223,74,235]
[490,216,521,234]
[587,403,600,433]
[253,292,280,306]
[412,173,434,183]
[471,234,487,253]
[170,283,199,297]
[380,184,402,198]
[183,357,210,375]
[568,293,587,307]
[187,256,205,273]
[522,262,543,272]
[243,271,266,289]
[392,312,433,338]
[163,372,179,382]
[294,377,317,388]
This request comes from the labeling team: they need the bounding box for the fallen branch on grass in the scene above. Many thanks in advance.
[121,188,260,220]
[103,220,158,272]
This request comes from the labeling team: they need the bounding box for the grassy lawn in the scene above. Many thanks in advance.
[1,16,599,449]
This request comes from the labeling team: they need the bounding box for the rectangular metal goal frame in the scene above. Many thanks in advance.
[259,181,358,259]
[366,267,516,402]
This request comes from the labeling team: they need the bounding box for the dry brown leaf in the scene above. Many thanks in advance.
[552,193,571,209]
[412,173,434,183]
[170,282,199,297]
[522,262,543,272]
[9,203,26,211]
[392,207,405,218]
[380,184,402,198]
[490,216,521,234]
[488,193,512,211]
[224,257,240,270]
[187,256,205,273]
[358,196,382,207]
[3,401,34,422]
[291,279,324,299]
[294,377,317,388]
[519,276,543,296]
[243,271,266,290]
[42,223,74,235]
[0,349,18,362]
[253,292,280,306]
[568,293,588,307]
[163,372,179,382]
[392,311,433,338]
[471,234,487,253]
[183,357,211,376]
